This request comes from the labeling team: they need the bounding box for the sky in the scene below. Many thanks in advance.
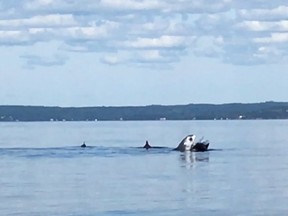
[1,0,288,107]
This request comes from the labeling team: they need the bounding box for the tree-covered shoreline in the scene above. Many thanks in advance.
[1,102,288,121]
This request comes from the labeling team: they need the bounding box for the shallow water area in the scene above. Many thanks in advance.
[1,120,288,215]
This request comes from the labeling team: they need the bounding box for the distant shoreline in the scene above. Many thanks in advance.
[1,101,288,121]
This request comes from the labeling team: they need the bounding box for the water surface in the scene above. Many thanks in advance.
[1,120,288,215]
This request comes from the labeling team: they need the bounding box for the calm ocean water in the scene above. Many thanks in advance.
[1,120,288,215]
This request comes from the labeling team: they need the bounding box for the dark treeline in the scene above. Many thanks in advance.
[1,101,288,121]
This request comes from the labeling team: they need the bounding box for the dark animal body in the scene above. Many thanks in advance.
[143,141,151,150]
[143,135,210,152]
[191,142,209,152]
[80,135,210,152]
[143,141,167,150]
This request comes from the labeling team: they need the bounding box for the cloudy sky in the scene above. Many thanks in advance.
[1,0,288,107]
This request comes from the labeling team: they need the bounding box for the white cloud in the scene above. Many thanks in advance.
[193,36,224,58]
[123,35,190,49]
[0,30,32,45]
[100,53,128,65]
[237,20,288,32]
[131,49,183,64]
[0,14,77,29]
[100,0,163,11]
[0,0,288,67]
[254,33,288,43]
[239,6,288,21]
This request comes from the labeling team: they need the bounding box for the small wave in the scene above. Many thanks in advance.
[0,146,174,159]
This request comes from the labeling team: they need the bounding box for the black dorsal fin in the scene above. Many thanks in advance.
[143,140,152,150]
[81,142,86,148]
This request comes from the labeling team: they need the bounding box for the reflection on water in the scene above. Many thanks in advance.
[179,151,209,168]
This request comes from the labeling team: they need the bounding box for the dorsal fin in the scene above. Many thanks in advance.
[143,140,152,150]
[81,142,86,148]
[173,136,187,152]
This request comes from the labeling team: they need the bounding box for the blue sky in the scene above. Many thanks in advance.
[1,0,288,107]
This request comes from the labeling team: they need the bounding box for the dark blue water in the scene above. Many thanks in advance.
[1,120,288,215]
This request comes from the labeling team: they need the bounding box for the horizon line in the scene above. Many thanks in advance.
[0,101,286,108]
